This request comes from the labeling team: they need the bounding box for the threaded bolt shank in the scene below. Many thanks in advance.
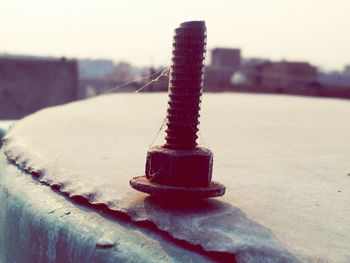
[165,21,207,150]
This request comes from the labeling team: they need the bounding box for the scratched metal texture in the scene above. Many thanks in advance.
[4,93,350,262]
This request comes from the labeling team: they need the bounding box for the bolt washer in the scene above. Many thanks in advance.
[130,176,225,198]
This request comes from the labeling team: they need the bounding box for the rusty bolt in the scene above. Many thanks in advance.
[130,21,225,198]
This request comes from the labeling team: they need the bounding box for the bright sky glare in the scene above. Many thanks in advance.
[1,0,349,70]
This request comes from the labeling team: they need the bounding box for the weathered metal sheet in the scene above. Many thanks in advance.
[4,93,350,262]
[0,151,214,263]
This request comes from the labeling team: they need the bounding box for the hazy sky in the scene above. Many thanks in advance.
[1,0,349,70]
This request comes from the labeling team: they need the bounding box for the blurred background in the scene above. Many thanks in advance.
[1,0,350,119]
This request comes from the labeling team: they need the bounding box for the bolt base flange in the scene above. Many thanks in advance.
[130,176,225,199]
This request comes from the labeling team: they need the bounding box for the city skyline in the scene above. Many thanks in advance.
[1,0,349,71]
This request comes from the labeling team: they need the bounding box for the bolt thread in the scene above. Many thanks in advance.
[164,21,206,150]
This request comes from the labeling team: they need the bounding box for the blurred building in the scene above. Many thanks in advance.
[232,58,270,86]
[0,57,78,119]
[205,48,241,90]
[318,72,350,88]
[259,61,318,88]
[78,59,114,79]
[78,62,145,97]
[105,62,134,82]
[236,61,317,88]
[210,48,241,70]
[344,65,350,75]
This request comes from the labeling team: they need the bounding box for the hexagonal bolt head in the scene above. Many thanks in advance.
[145,146,213,187]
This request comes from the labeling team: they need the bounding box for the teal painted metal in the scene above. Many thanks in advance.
[0,121,11,148]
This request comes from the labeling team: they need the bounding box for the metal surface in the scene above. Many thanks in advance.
[2,94,333,262]
[0,151,216,263]
[130,21,225,198]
